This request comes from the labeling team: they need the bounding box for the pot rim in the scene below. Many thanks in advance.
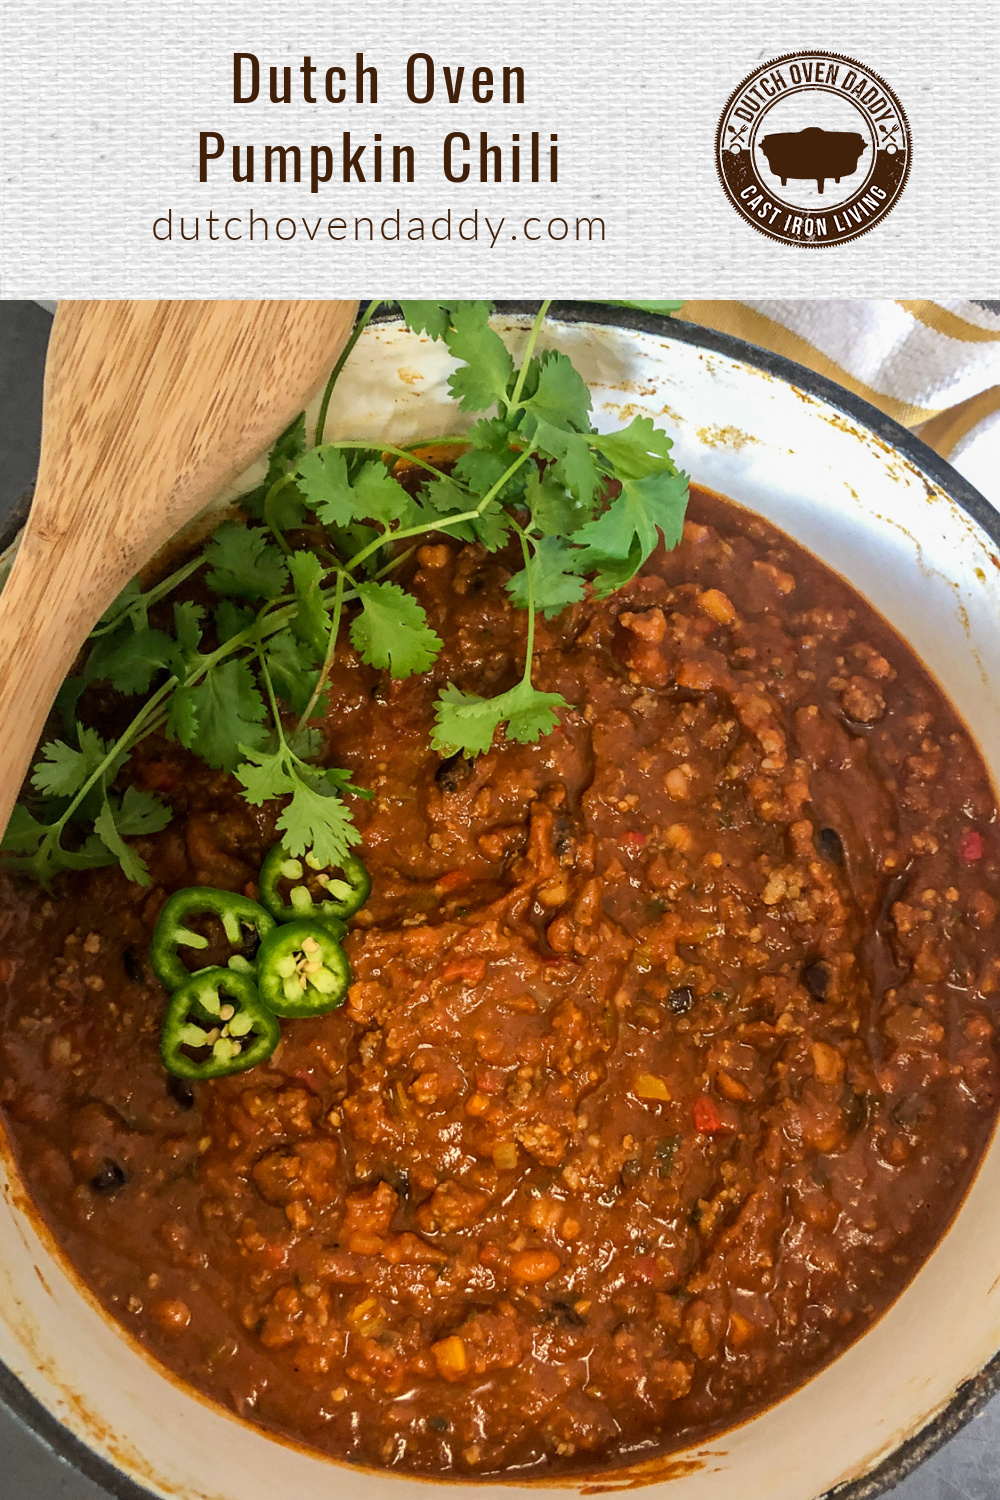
[1,301,998,1500]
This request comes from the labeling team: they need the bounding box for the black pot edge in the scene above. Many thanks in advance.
[1,303,998,1500]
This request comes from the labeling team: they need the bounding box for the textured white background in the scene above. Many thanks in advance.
[0,0,998,297]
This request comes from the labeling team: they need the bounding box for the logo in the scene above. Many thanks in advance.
[716,52,910,247]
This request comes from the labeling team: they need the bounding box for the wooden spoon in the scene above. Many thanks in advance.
[0,298,358,839]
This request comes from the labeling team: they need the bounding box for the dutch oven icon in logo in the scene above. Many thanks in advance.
[716,53,911,246]
[757,126,866,194]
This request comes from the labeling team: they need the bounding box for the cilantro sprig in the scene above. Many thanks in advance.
[3,300,688,886]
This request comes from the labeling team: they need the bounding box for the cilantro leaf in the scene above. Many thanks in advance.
[247,412,309,528]
[92,788,170,886]
[232,746,290,805]
[351,461,411,525]
[525,468,591,537]
[173,603,205,661]
[431,679,568,758]
[573,469,689,569]
[399,301,452,340]
[520,351,592,433]
[266,411,307,484]
[1,805,47,856]
[445,302,514,412]
[590,415,676,478]
[277,774,361,868]
[586,541,645,596]
[213,600,255,644]
[527,422,600,507]
[31,727,117,799]
[350,582,442,678]
[297,447,355,528]
[114,785,173,837]
[98,577,147,632]
[235,749,360,870]
[265,628,324,718]
[452,418,526,502]
[166,687,198,750]
[182,660,268,772]
[288,550,331,661]
[94,797,151,885]
[594,300,683,315]
[85,624,176,696]
[204,522,289,601]
[506,538,586,618]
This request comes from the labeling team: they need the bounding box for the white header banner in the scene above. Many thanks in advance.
[2,0,997,297]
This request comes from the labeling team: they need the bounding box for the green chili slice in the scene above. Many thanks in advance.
[256,919,352,1018]
[259,842,370,928]
[160,967,280,1080]
[151,887,276,992]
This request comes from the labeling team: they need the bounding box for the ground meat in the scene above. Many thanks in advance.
[0,488,997,1479]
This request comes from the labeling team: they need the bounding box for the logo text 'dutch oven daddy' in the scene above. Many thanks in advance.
[716,52,910,247]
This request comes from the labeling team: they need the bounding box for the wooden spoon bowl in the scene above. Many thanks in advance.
[0,298,358,837]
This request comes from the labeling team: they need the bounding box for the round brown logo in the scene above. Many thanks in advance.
[716,52,910,247]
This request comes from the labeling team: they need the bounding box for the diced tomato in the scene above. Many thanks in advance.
[436,869,473,893]
[959,830,984,864]
[621,831,647,853]
[624,1254,659,1285]
[440,956,486,985]
[475,1068,505,1096]
[692,1095,724,1134]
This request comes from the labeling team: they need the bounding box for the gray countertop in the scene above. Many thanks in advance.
[0,299,997,1500]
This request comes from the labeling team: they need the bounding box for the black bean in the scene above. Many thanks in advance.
[803,961,830,1001]
[434,752,470,793]
[122,945,144,984]
[371,681,388,703]
[167,1075,195,1110]
[620,1157,643,1188]
[891,1092,930,1128]
[553,817,574,858]
[544,1300,586,1328]
[90,1159,128,1195]
[840,1087,868,1133]
[815,827,844,864]
[669,986,694,1014]
[428,1416,451,1432]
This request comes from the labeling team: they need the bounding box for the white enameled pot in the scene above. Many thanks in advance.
[2,306,999,1500]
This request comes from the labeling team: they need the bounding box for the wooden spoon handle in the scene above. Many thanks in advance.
[0,298,358,840]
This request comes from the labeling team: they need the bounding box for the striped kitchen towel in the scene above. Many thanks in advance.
[680,300,1000,510]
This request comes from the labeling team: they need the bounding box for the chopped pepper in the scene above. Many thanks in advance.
[160,967,280,1079]
[151,887,276,992]
[256,919,351,1018]
[259,842,370,929]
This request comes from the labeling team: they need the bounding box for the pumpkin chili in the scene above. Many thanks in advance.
[0,488,998,1478]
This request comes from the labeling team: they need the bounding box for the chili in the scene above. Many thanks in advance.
[150,887,275,992]
[259,843,370,928]
[255,919,351,1018]
[159,967,280,1079]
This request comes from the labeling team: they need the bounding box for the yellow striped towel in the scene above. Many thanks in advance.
[680,300,1000,507]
